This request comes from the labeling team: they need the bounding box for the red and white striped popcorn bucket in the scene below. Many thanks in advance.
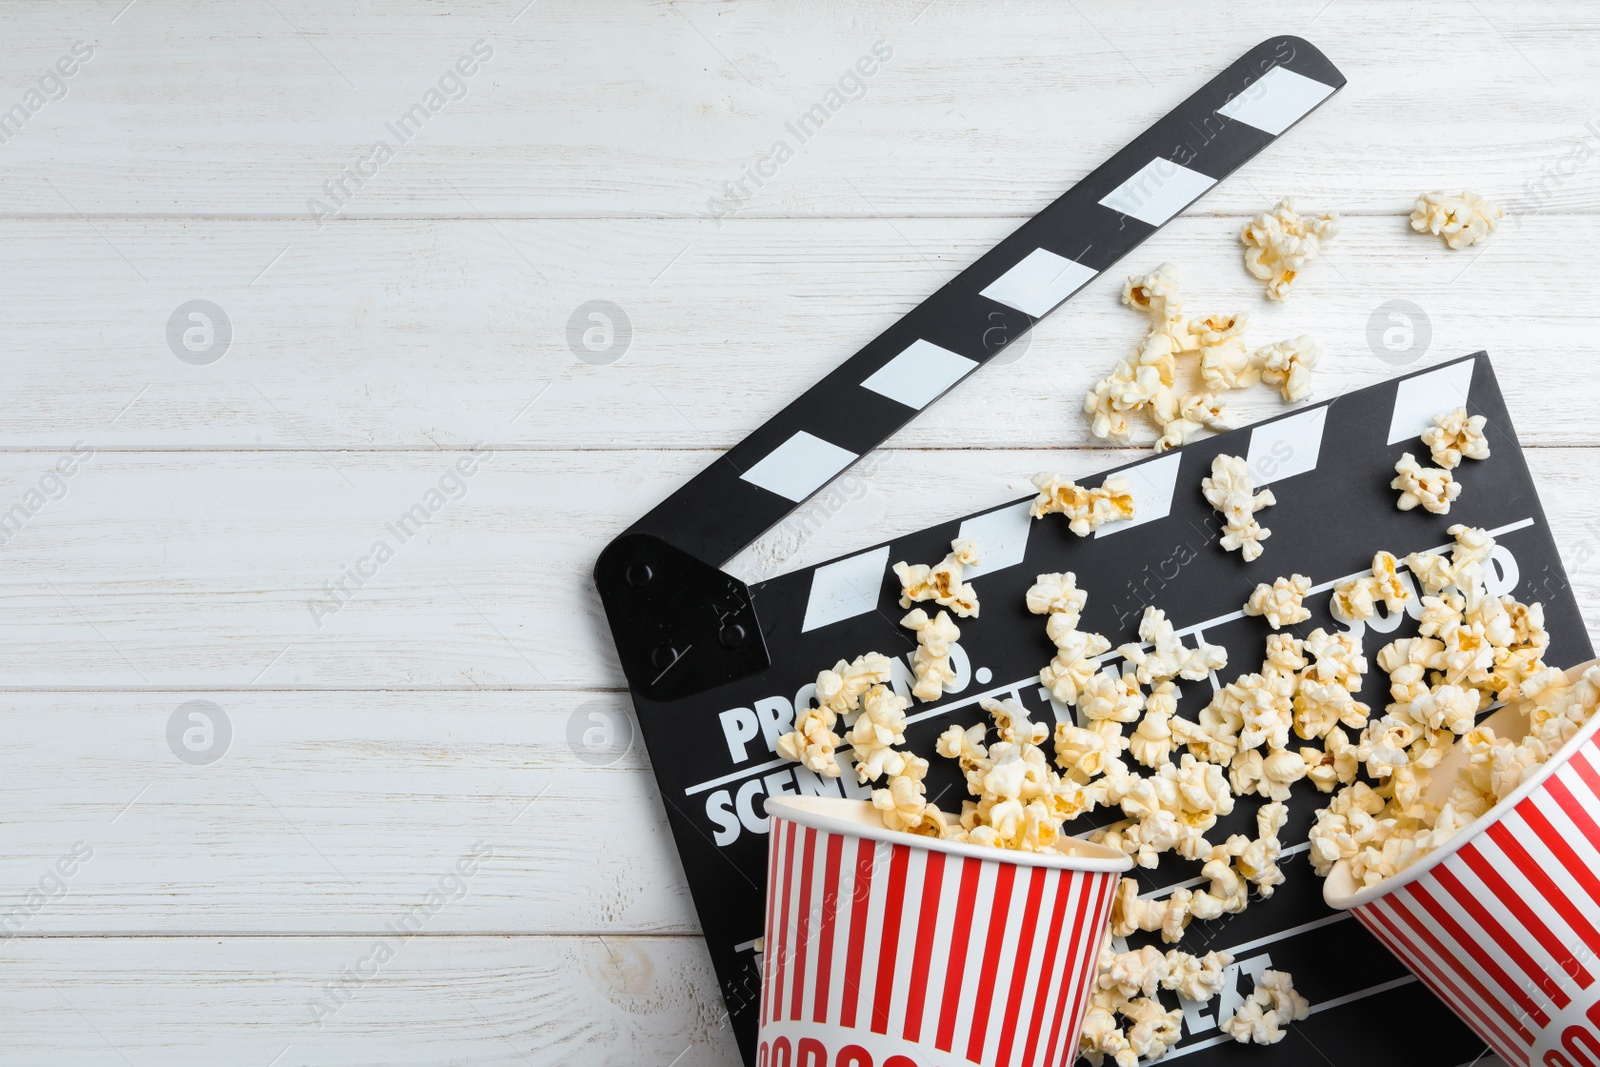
[758,796,1132,1067]
[1325,662,1600,1067]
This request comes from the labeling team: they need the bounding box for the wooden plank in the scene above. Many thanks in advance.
[0,934,743,1066]
[0,446,1593,690]
[0,691,702,935]
[0,213,1594,451]
[2,1,1596,217]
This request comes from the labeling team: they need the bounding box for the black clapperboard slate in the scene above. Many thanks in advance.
[595,38,1588,1066]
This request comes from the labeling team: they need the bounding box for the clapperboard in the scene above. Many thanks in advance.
[595,37,1590,1066]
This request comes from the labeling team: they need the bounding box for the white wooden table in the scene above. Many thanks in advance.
[1,1,1591,1062]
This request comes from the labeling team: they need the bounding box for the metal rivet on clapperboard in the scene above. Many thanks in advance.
[718,624,747,649]
[625,562,653,587]
[650,643,677,670]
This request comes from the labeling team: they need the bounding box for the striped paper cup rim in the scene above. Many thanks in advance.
[766,796,1135,873]
[1324,688,1600,911]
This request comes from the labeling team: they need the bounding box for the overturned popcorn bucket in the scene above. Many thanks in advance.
[758,796,1131,1067]
[1325,660,1600,1067]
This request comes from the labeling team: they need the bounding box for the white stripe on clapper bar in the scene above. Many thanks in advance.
[740,430,858,503]
[1215,65,1337,136]
[1097,158,1217,227]
[1389,360,1476,445]
[801,545,891,633]
[1095,451,1183,537]
[979,248,1099,319]
[860,339,979,411]
[1246,404,1328,486]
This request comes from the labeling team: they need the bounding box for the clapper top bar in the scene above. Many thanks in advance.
[597,37,1346,701]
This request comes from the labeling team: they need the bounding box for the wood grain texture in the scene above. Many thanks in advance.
[0,1,1595,217]
[0,214,1596,451]
[0,934,743,1066]
[0,692,700,935]
[0,0,1577,1061]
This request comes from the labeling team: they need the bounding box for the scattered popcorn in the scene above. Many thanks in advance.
[1202,454,1276,561]
[1240,198,1339,301]
[1032,473,1135,536]
[1026,571,1088,623]
[1410,190,1503,250]
[894,538,981,617]
[1042,626,1113,705]
[1244,574,1313,629]
[1308,527,1597,890]
[815,652,894,717]
[1252,335,1320,403]
[1421,407,1490,469]
[1198,335,1259,392]
[846,684,912,783]
[1154,392,1232,453]
[1236,802,1290,894]
[1391,452,1460,515]
[1332,551,1411,623]
[1129,682,1176,769]
[1117,606,1228,685]
[1122,262,1183,320]
[1086,262,1309,451]
[1164,950,1234,1004]
[776,653,893,776]
[1222,969,1309,1044]
[902,608,960,702]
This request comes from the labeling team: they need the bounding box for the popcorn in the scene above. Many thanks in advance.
[845,684,912,783]
[1055,722,1114,781]
[1293,679,1369,740]
[1088,259,1328,448]
[1422,407,1490,469]
[1081,667,1147,726]
[1240,198,1339,301]
[871,753,933,832]
[1236,801,1290,895]
[814,652,894,717]
[1189,312,1248,347]
[1332,551,1410,622]
[1164,950,1233,1003]
[1202,454,1276,561]
[1244,574,1313,629]
[777,653,894,776]
[902,608,960,702]
[1123,996,1183,1064]
[1098,944,1170,999]
[1391,451,1461,515]
[1032,473,1136,536]
[894,538,981,617]
[1026,571,1088,622]
[1252,335,1320,403]
[775,702,843,776]
[1199,335,1259,392]
[1222,969,1309,1044]
[1042,626,1113,706]
[1303,627,1368,691]
[1117,606,1228,685]
[1302,727,1360,792]
[1410,190,1503,250]
[1129,683,1176,769]
[1306,539,1594,890]
[1122,262,1183,320]
[1084,371,1137,446]
[1154,392,1232,453]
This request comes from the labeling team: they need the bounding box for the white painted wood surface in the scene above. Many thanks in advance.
[2,0,1588,1061]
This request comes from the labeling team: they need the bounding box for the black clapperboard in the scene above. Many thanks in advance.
[595,37,1587,1066]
